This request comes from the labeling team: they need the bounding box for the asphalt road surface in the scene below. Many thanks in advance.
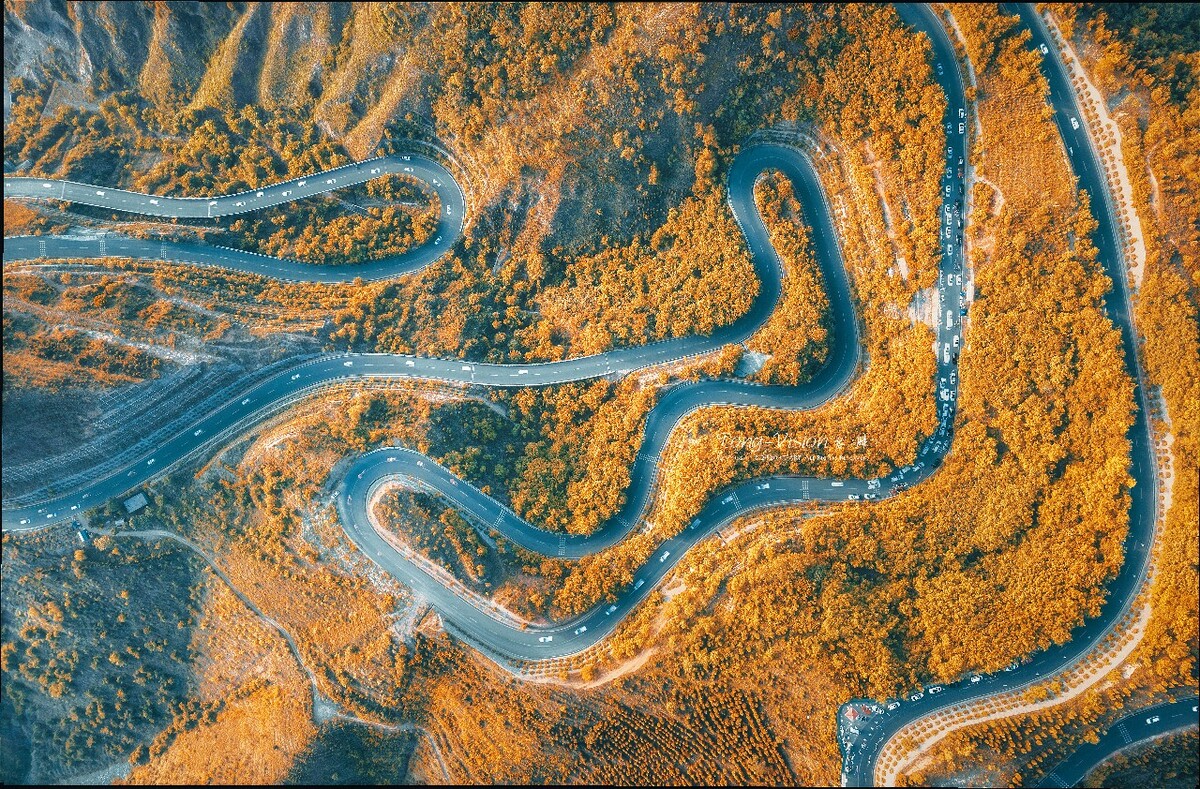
[1035,696,1198,788]
[0,1,1161,776]
[3,154,465,282]
[839,5,1164,785]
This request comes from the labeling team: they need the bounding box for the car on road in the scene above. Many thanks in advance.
[149,198,159,205]
[867,479,881,490]
[208,200,217,207]
[371,168,380,174]
[71,504,78,511]
[756,482,770,491]
[634,579,645,590]
[887,701,901,711]
[538,635,553,643]
[96,190,106,196]
[953,335,960,349]
[936,62,943,75]
[689,519,701,530]
[147,458,155,465]
[659,550,671,563]
[281,190,291,197]
[947,145,953,157]
[574,625,587,635]
[257,191,264,197]
[1039,43,1049,55]
[194,429,203,436]
[326,178,336,184]
[958,122,965,134]
[928,686,943,694]
[434,236,442,245]
[950,371,958,385]
[1070,116,1080,130]
[959,107,966,119]
[910,692,924,701]
[1004,661,1019,672]
[1146,715,1160,724]
[241,398,250,405]
[970,674,982,683]
[42,182,52,188]
[606,605,619,615]
[847,493,860,500]
[864,493,878,500]
[405,360,415,367]
[291,373,301,380]
[298,180,306,187]
[234,201,244,207]
[343,360,353,367]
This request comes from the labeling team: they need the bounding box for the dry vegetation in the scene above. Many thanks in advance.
[2,1,1193,785]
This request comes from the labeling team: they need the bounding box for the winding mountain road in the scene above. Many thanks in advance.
[839,5,1163,786]
[1,2,1162,785]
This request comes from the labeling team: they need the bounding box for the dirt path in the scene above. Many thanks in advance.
[94,526,449,782]
[1041,11,1148,288]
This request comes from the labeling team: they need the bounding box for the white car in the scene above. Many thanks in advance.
[928,686,943,694]
[1070,117,1080,130]
[20,518,30,525]
[958,122,965,134]
[71,505,79,511]
[958,107,965,119]
[194,429,203,436]
[434,236,442,245]
[405,360,415,367]
[633,579,645,590]
[147,458,155,465]
[539,635,553,643]
[1039,43,1049,55]
[298,180,306,187]
[606,605,618,615]
[149,198,159,205]
[234,201,244,207]
[371,168,380,174]
[291,373,301,380]
[209,200,217,206]
[887,702,901,711]
[910,692,924,701]
[257,191,264,197]
[326,178,336,184]
[756,482,770,491]
[574,625,587,635]
[659,550,670,563]
[970,675,982,683]
[343,360,353,367]
[282,190,291,197]
[42,182,52,188]
[241,398,250,405]
[847,494,860,501]
[1146,715,1160,724]
[96,190,106,196]
[953,335,960,349]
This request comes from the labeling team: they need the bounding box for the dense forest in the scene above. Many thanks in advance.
[2,1,1195,785]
